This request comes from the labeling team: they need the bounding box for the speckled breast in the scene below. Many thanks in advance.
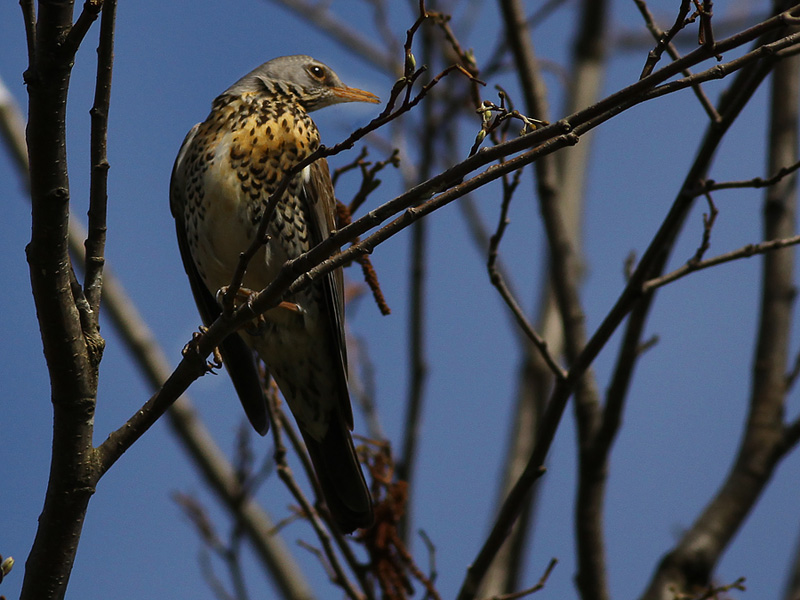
[182,93,321,298]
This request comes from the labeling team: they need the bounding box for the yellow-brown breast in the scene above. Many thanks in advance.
[171,55,377,532]
[178,92,320,299]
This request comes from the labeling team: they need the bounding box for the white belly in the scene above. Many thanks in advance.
[191,145,281,299]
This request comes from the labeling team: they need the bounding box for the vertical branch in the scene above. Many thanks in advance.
[21,1,98,599]
[397,6,435,544]
[482,0,609,597]
[25,0,85,398]
[477,0,558,594]
[641,9,800,598]
[84,0,116,318]
[398,213,428,533]
[562,2,612,599]
[20,0,36,67]
[460,12,798,600]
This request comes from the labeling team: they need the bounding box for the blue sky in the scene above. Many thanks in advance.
[1,1,799,599]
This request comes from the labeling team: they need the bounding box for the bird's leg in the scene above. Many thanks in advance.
[181,326,223,372]
[218,286,303,335]
[277,300,303,314]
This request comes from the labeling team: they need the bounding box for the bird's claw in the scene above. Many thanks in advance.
[181,326,223,373]
[217,285,256,309]
[210,345,223,371]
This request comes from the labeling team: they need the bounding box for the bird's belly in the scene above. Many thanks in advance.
[192,160,278,297]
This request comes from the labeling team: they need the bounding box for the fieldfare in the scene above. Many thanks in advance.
[170,55,379,533]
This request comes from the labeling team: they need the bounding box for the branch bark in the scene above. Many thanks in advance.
[11,4,800,600]
[641,6,800,597]
[21,2,98,598]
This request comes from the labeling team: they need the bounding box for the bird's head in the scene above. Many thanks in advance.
[224,55,380,112]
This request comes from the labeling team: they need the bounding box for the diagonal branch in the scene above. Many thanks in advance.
[641,9,800,596]
[643,234,800,291]
[458,10,800,600]
[98,8,800,475]
[632,0,720,120]
[0,60,316,600]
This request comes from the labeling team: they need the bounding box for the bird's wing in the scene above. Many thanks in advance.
[302,157,354,429]
[170,124,270,435]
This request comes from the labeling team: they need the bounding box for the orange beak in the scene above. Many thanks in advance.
[332,86,381,104]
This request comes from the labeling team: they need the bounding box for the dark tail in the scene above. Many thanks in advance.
[302,412,373,533]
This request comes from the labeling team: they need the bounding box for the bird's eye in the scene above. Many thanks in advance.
[308,65,326,80]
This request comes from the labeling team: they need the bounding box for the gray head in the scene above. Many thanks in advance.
[223,54,380,112]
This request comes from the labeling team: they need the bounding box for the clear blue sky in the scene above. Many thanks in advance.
[1,1,799,599]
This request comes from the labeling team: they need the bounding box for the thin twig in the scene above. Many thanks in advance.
[482,558,558,600]
[637,0,693,79]
[695,158,800,192]
[688,192,718,265]
[644,234,800,292]
[264,398,364,600]
[487,168,566,379]
[632,0,720,120]
[84,0,116,319]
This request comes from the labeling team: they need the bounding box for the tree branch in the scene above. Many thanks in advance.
[641,6,800,596]
[83,0,115,319]
[21,1,99,597]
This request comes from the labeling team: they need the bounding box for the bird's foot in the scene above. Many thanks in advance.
[217,285,257,309]
[181,326,223,373]
[277,300,303,314]
[217,286,303,335]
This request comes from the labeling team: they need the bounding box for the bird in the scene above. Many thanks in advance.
[170,55,379,533]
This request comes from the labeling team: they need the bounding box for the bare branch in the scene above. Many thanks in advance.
[481,558,558,600]
[641,10,800,595]
[632,0,720,120]
[636,0,693,79]
[486,168,566,380]
[83,0,115,318]
[696,159,800,192]
[643,234,800,292]
[21,1,98,596]
[63,0,103,57]
[265,400,365,600]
